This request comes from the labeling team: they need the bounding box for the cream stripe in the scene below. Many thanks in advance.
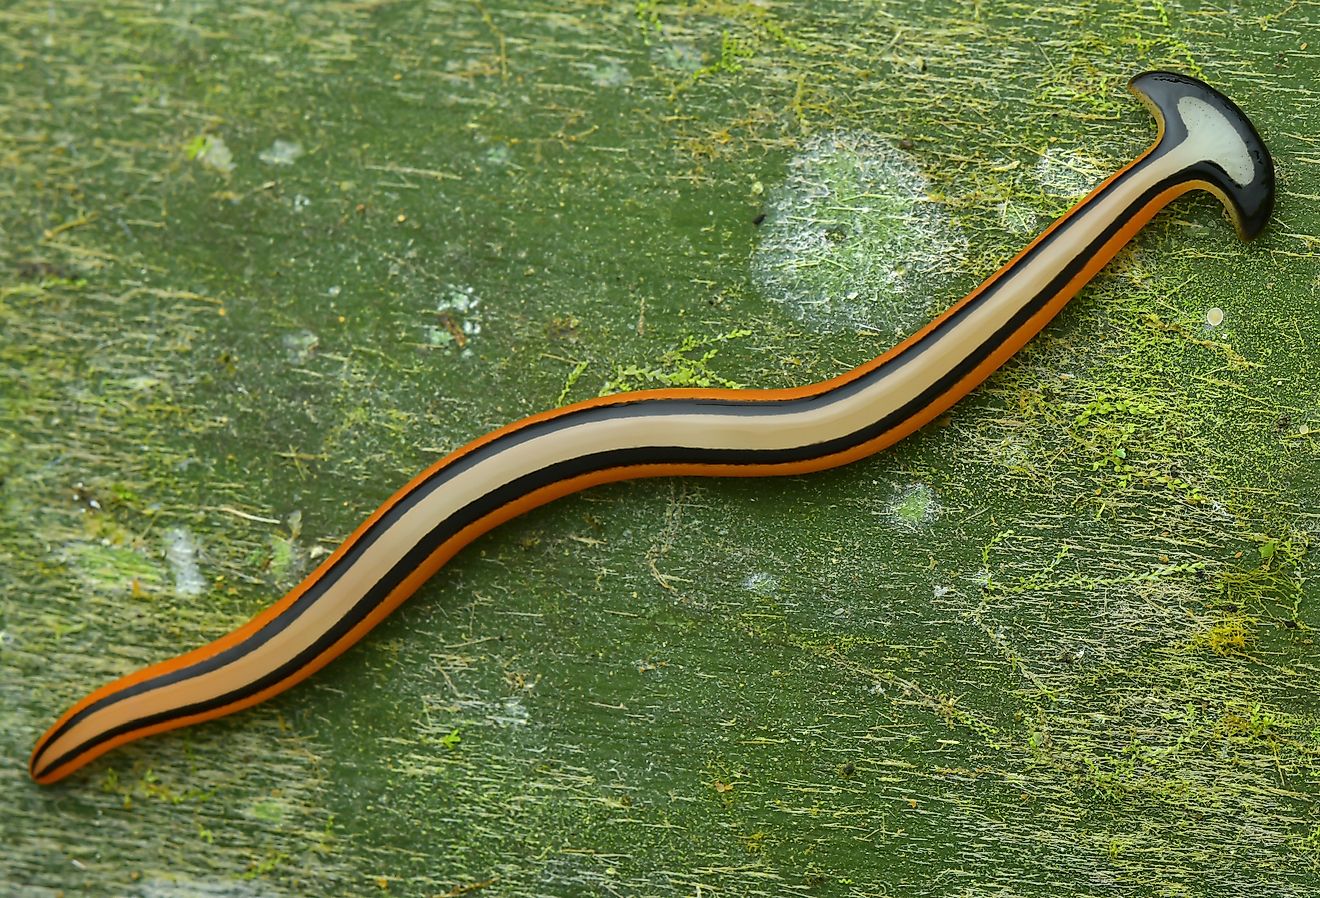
[45,133,1199,762]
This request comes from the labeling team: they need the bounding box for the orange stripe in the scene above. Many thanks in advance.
[33,110,1197,784]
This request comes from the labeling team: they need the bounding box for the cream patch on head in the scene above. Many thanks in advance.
[1177,96,1254,187]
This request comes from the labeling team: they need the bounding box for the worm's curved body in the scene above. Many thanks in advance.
[31,72,1273,784]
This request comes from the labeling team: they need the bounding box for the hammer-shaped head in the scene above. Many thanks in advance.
[1128,71,1275,240]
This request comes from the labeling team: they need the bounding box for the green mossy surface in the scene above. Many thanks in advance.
[1,1,1318,896]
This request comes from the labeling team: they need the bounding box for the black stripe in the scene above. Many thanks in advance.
[33,148,1190,780]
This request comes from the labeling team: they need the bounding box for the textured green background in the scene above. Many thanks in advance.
[2,1,1318,896]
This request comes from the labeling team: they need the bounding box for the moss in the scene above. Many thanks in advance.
[1194,614,1256,656]
[2,1,1318,896]
[597,328,753,394]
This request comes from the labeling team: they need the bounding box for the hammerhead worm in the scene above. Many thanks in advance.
[30,71,1274,784]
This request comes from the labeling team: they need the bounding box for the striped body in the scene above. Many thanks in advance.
[30,72,1274,784]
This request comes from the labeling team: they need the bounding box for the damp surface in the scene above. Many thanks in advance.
[1,2,1318,897]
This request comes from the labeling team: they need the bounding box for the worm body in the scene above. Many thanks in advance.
[31,72,1274,784]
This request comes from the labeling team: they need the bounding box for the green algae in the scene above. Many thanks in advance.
[598,328,753,394]
[0,1,1317,897]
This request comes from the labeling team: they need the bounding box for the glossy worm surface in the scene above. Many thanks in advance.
[31,72,1274,784]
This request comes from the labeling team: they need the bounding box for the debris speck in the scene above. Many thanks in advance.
[424,285,483,353]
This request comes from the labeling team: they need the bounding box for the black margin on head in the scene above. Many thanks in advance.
[1128,70,1275,240]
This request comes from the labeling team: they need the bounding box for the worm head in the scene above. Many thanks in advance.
[1128,71,1275,240]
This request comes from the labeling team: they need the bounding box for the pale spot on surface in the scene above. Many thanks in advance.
[191,135,235,174]
[1206,306,1225,327]
[888,482,938,528]
[753,130,967,336]
[423,284,483,355]
[258,139,304,166]
[282,329,319,363]
[653,40,702,73]
[1034,147,1106,200]
[491,696,530,727]
[996,198,1039,235]
[582,58,631,87]
[165,527,205,597]
[742,571,780,595]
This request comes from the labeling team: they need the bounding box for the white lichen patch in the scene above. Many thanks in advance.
[445,695,531,730]
[581,58,631,88]
[281,329,319,363]
[887,482,939,529]
[1034,146,1107,202]
[423,284,482,354]
[996,197,1040,235]
[258,138,304,166]
[742,571,780,596]
[165,527,205,597]
[752,130,967,336]
[185,134,235,174]
[492,696,530,728]
[654,40,702,73]
[483,143,512,166]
